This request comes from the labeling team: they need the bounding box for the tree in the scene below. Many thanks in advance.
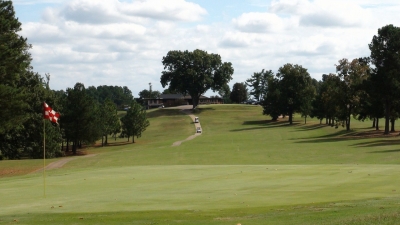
[138,89,161,99]
[246,69,273,101]
[369,24,400,134]
[319,74,342,125]
[0,72,62,159]
[162,88,177,94]
[120,100,149,143]
[62,83,102,154]
[0,0,32,134]
[262,76,283,120]
[276,64,315,125]
[218,83,231,104]
[335,58,370,130]
[230,82,247,103]
[96,85,133,109]
[99,98,121,146]
[160,49,234,109]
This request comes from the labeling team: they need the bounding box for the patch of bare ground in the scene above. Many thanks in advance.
[31,154,97,173]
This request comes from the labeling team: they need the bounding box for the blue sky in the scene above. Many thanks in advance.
[11,0,400,97]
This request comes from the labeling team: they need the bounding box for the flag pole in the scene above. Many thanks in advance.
[43,105,46,198]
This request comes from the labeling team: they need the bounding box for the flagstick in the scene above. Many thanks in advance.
[43,118,46,198]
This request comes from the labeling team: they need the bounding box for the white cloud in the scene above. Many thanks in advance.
[16,0,400,97]
[233,12,284,33]
[121,0,207,22]
[270,0,371,28]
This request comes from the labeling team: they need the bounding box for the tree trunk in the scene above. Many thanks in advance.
[391,118,395,132]
[66,140,69,152]
[376,118,380,131]
[372,118,376,128]
[346,109,351,131]
[193,95,200,109]
[325,118,328,124]
[61,140,64,151]
[101,136,104,147]
[105,135,108,145]
[304,116,307,124]
[132,135,135,143]
[384,100,390,134]
[128,136,130,142]
[289,113,293,125]
[72,140,77,155]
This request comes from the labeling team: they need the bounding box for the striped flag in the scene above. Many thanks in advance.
[43,102,60,124]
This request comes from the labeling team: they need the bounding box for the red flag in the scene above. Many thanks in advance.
[43,102,60,124]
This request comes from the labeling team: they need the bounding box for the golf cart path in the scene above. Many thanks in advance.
[172,105,202,147]
[31,154,97,173]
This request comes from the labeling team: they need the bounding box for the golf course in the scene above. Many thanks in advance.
[1,104,400,224]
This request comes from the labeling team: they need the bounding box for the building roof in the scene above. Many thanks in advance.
[159,94,184,99]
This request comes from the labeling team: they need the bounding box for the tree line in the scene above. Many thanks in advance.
[243,25,400,135]
[0,1,149,160]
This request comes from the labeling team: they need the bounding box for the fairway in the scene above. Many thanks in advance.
[1,105,400,224]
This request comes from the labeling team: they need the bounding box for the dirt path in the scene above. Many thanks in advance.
[172,106,202,147]
[31,154,97,173]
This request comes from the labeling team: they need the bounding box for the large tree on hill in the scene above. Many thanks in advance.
[369,24,400,134]
[0,0,32,134]
[160,49,234,109]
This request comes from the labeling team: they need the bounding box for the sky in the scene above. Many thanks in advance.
[12,0,400,97]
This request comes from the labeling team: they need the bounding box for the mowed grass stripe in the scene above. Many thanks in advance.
[1,164,400,216]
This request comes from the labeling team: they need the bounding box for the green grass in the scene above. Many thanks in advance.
[1,104,400,224]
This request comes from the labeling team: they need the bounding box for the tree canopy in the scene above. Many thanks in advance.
[230,82,248,103]
[0,0,32,134]
[369,24,400,134]
[246,69,273,101]
[160,49,234,109]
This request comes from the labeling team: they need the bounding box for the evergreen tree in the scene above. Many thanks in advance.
[100,98,121,146]
[62,83,102,154]
[369,24,400,134]
[120,100,150,143]
[0,0,32,134]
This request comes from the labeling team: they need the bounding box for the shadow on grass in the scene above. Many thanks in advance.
[293,124,327,131]
[350,138,400,148]
[230,120,299,132]
[191,107,216,114]
[293,128,400,145]
[369,149,400,153]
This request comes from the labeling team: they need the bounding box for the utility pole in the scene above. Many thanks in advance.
[149,82,152,96]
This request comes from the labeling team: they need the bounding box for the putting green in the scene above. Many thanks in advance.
[1,164,400,216]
